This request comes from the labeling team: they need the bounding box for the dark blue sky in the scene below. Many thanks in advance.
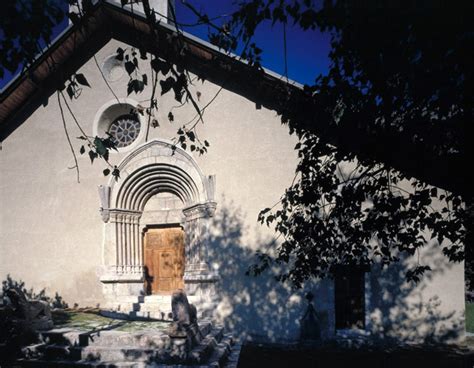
[174,1,331,85]
[0,1,331,89]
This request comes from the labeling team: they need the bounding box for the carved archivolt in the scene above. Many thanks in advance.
[99,139,217,285]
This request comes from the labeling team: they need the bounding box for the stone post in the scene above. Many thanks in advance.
[182,202,219,301]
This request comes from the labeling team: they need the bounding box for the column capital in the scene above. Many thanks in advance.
[182,202,217,221]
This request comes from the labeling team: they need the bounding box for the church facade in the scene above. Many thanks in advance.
[0,1,465,343]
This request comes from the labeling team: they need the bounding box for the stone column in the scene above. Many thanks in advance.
[99,209,144,301]
[182,202,219,301]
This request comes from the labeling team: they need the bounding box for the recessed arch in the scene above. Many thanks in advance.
[99,138,218,303]
[115,163,200,211]
[108,139,211,208]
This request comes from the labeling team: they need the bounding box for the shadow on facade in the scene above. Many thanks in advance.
[366,246,464,343]
[200,199,464,344]
[202,199,333,342]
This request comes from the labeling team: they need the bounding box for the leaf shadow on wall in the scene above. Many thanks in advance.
[366,245,464,343]
[203,198,335,342]
[202,198,465,344]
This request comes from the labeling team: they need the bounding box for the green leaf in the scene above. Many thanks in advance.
[125,61,135,75]
[134,80,145,94]
[75,73,90,87]
[259,208,271,216]
[79,145,85,155]
[127,80,134,95]
[160,77,175,95]
[103,168,111,176]
[187,131,195,142]
[127,79,145,95]
[88,150,98,164]
[116,48,124,61]
[94,137,107,157]
[168,112,174,122]
[151,58,171,75]
[66,84,74,99]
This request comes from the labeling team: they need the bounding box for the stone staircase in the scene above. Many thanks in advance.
[17,320,242,367]
[101,295,203,321]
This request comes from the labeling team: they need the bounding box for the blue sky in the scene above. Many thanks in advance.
[174,1,331,85]
[0,1,331,89]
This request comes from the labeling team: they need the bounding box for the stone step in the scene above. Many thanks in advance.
[133,302,171,312]
[142,294,200,304]
[19,321,223,367]
[115,295,145,303]
[128,310,172,320]
[143,295,171,303]
[42,329,86,346]
[42,343,82,361]
[38,342,189,363]
[78,339,190,363]
[187,327,225,365]
[87,331,172,348]
[222,343,242,368]
[21,343,47,359]
[41,321,213,348]
[205,334,234,368]
[18,358,158,367]
[133,308,172,317]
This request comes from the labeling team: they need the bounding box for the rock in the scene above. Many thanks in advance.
[171,289,198,326]
[168,289,198,338]
[299,292,321,344]
[4,288,53,330]
[171,289,192,326]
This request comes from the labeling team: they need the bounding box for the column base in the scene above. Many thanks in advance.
[184,270,219,298]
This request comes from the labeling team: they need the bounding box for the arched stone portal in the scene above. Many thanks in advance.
[97,139,218,307]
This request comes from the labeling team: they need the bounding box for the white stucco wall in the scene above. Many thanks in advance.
[0,38,465,343]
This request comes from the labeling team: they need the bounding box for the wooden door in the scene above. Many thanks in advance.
[144,227,185,294]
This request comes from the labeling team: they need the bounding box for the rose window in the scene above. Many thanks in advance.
[108,114,141,148]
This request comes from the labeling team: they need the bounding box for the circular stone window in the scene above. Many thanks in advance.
[102,54,125,82]
[93,99,145,152]
[108,114,141,148]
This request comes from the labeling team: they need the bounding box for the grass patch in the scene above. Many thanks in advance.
[466,303,474,333]
[52,310,170,332]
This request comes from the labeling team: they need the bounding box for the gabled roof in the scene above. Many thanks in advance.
[0,1,302,141]
[0,1,469,196]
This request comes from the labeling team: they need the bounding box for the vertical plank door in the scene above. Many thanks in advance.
[144,227,185,294]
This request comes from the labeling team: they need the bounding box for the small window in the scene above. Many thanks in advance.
[108,114,141,148]
[335,266,366,330]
